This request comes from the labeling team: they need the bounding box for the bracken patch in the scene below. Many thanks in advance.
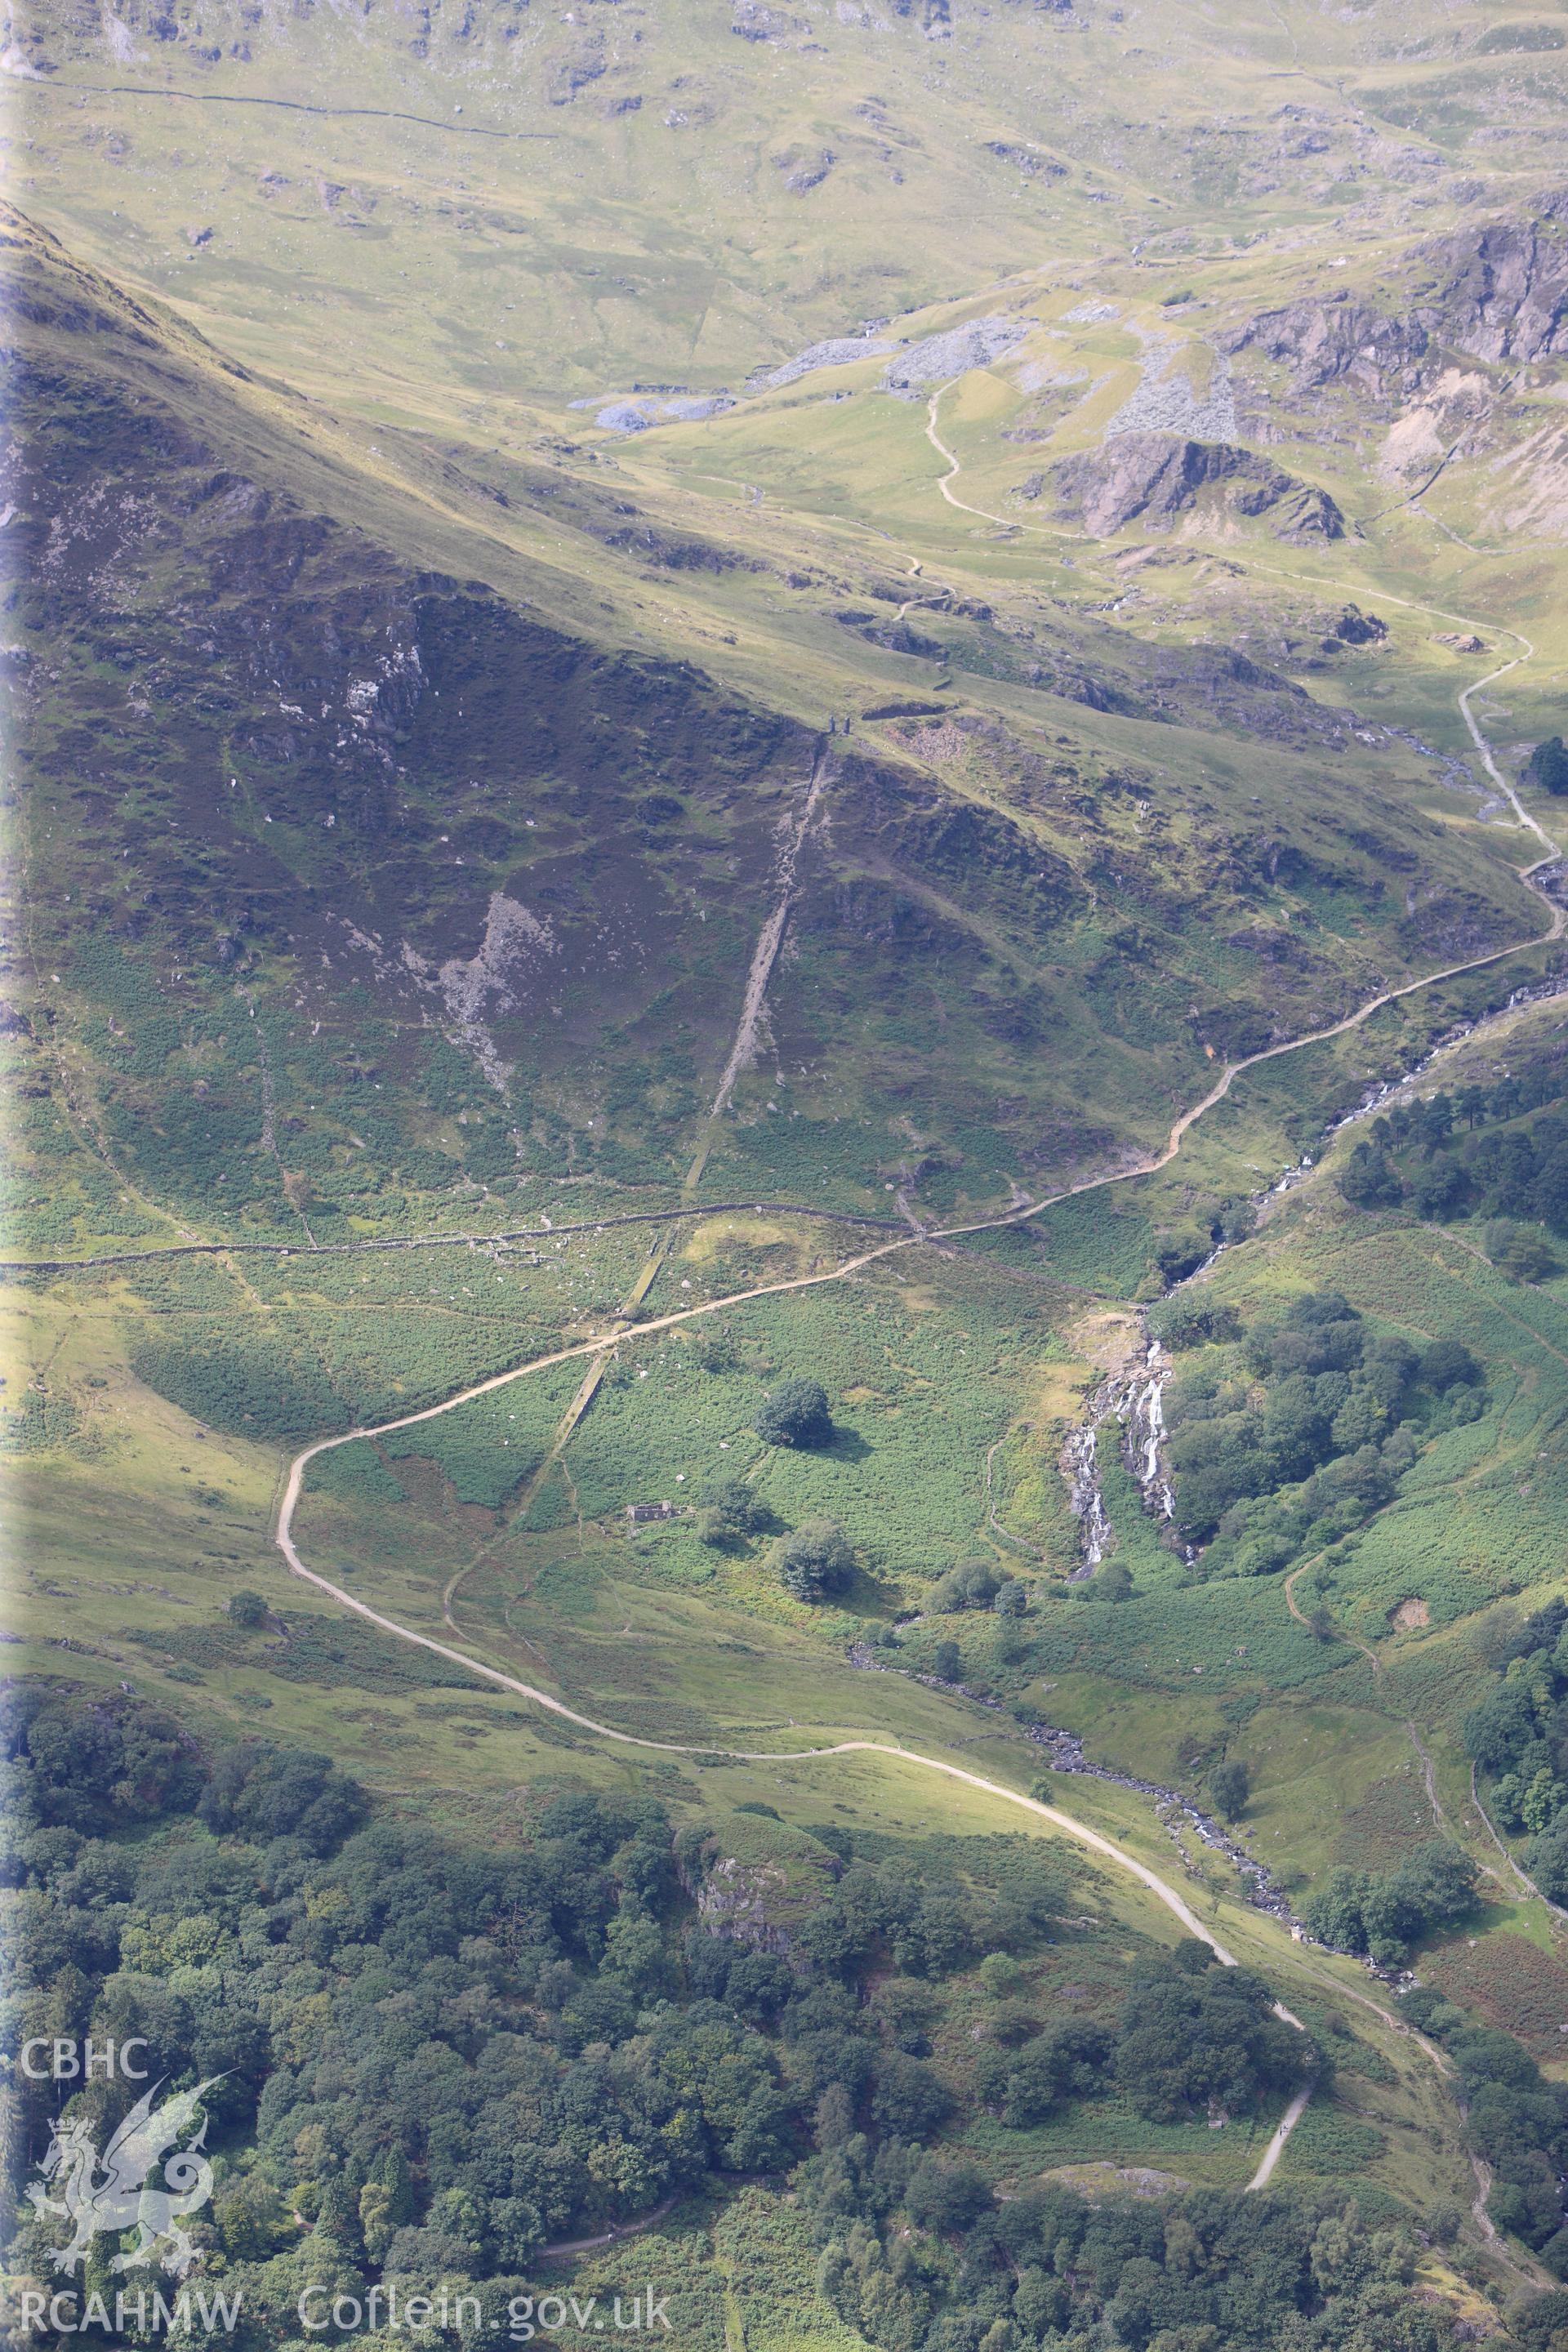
[1423,1928,1568,2060]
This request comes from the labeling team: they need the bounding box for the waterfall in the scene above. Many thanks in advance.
[1066,1340,1176,1573]
[1126,1342,1175,1518]
[1066,1409,1114,1573]
[1058,970,1568,1579]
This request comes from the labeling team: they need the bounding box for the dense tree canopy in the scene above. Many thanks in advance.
[1339,1046,1568,1239]
[776,1517,855,1601]
[1110,1942,1310,2123]
[1303,1840,1480,1965]
[1161,1289,1479,1570]
[6,1682,1561,2351]
[753,1377,834,1448]
[1464,1600,1568,1853]
[1401,1986,1568,2267]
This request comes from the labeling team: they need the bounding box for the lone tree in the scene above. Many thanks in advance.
[776,1518,855,1601]
[1487,1220,1557,1284]
[1076,1560,1132,1604]
[754,1377,833,1449]
[229,1590,270,1628]
[929,1560,1001,1613]
[1207,1759,1250,1821]
[1527,735,1568,796]
[698,1477,765,1549]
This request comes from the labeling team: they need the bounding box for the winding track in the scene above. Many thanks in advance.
[279,1334,1322,2177]
[1246,2086,1313,2191]
[277,1418,1309,2185]
[14,453,1557,1281]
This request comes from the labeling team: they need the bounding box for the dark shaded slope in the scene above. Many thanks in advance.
[1,210,1539,1249]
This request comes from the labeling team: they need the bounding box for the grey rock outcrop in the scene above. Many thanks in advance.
[1051,434,1343,540]
[1219,196,1568,397]
[1407,204,1568,365]
[1217,294,1423,393]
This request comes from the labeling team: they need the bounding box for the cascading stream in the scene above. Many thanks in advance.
[1067,1340,1175,1575]
[1063,965,1568,1572]
[1065,1409,1114,1573]
[1127,1341,1175,1517]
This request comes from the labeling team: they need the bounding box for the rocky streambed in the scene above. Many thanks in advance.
[1023,1717,1301,1933]
[846,1640,1414,1980]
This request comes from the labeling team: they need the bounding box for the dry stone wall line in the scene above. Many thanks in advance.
[2,1198,906,1276]
[703,746,832,1129]
[37,78,559,140]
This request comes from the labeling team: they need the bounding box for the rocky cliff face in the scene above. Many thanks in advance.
[1410,203,1568,367]
[1050,434,1343,541]
[1220,198,1568,403]
[4,207,1538,1219]
[1218,296,1423,396]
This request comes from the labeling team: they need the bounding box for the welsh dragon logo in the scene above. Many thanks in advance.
[27,2078,224,2277]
